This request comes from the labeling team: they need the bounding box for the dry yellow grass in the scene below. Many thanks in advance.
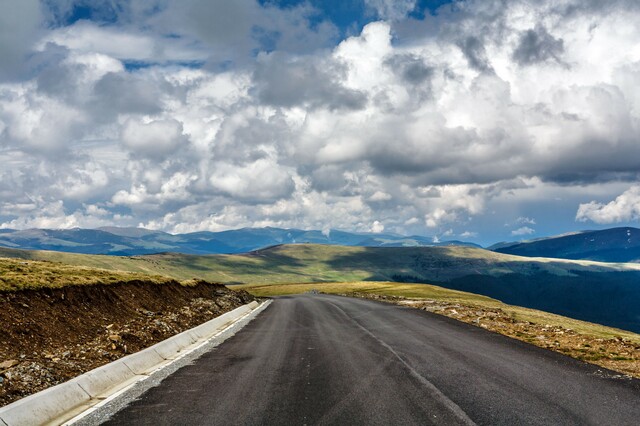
[0,257,176,291]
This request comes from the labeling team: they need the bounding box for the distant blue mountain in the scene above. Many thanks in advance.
[490,227,640,263]
[0,226,481,256]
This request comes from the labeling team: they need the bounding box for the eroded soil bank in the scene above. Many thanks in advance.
[0,280,255,406]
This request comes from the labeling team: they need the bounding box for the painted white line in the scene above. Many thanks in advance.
[327,300,476,426]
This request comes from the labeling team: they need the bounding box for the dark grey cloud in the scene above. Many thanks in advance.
[0,0,43,81]
[384,54,434,86]
[458,36,493,73]
[253,52,367,110]
[156,0,337,68]
[92,72,164,116]
[513,25,564,66]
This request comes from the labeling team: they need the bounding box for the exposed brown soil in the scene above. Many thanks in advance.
[0,280,255,406]
[342,292,640,379]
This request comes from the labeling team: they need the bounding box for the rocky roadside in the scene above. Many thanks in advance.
[341,292,640,379]
[0,281,256,407]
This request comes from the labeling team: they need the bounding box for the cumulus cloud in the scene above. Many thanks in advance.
[121,119,187,159]
[511,226,535,236]
[209,157,296,203]
[2,0,640,244]
[370,220,385,233]
[576,186,640,224]
[254,51,367,110]
[0,198,122,230]
[425,208,457,228]
[0,84,87,153]
[516,217,537,225]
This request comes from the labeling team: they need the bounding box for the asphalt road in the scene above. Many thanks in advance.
[103,294,640,425]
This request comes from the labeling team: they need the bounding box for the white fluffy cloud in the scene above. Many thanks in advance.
[1,0,640,244]
[209,157,296,202]
[512,226,535,236]
[0,198,122,230]
[576,186,640,224]
[370,220,385,233]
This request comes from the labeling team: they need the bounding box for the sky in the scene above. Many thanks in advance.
[1,0,640,246]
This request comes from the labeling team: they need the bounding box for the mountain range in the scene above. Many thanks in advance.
[0,226,479,256]
[2,225,640,263]
[491,227,640,263]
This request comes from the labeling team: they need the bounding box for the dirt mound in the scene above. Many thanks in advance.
[0,280,255,406]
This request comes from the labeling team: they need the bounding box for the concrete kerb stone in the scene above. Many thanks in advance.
[120,350,166,376]
[0,382,91,426]
[0,301,265,426]
[190,318,226,339]
[149,333,197,360]
[72,361,137,399]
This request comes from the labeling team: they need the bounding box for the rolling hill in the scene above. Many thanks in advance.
[492,227,640,262]
[0,227,479,256]
[1,243,640,333]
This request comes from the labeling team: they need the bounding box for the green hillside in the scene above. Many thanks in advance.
[3,243,638,284]
[3,244,640,332]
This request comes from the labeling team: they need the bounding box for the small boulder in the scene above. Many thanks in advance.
[0,360,19,370]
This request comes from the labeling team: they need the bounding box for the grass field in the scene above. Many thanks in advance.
[0,257,176,291]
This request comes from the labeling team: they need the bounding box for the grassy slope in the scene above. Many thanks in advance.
[3,243,640,332]
[0,257,176,291]
[4,248,635,347]
[3,244,638,284]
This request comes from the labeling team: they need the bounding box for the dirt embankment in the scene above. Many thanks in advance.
[0,281,255,406]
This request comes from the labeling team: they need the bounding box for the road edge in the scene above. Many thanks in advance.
[0,300,271,426]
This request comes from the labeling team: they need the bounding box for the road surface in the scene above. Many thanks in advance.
[102,294,640,425]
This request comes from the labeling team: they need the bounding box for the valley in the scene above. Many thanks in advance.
[2,243,640,332]
[2,241,640,411]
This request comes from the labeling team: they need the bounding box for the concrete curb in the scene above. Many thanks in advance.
[0,300,264,426]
